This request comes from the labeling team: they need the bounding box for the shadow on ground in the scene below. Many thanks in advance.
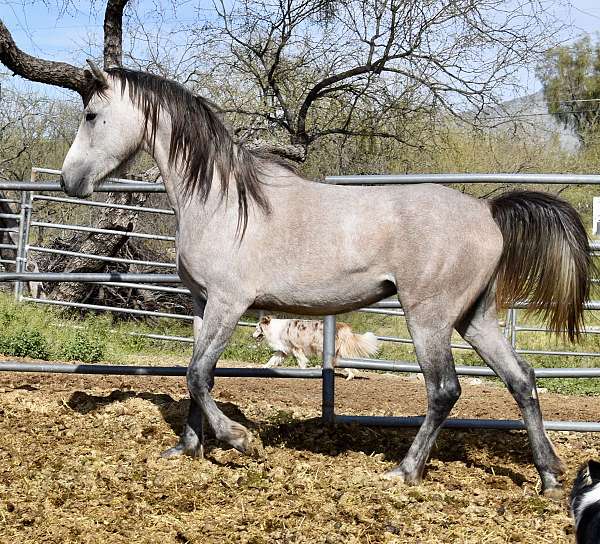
[67,388,259,438]
[67,389,533,486]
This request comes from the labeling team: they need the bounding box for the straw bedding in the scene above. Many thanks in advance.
[0,362,599,543]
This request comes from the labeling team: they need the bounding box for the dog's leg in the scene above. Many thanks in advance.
[265,351,286,368]
[334,355,355,380]
[292,348,310,369]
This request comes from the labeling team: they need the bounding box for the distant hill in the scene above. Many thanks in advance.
[478,91,580,153]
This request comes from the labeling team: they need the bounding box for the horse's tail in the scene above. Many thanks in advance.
[489,190,592,341]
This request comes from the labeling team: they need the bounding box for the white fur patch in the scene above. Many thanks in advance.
[575,482,600,526]
[263,319,291,354]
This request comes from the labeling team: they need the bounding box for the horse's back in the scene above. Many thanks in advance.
[265,180,502,266]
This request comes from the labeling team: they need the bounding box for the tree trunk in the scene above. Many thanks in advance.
[42,191,149,302]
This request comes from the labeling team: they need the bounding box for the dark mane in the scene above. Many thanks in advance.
[93,68,271,235]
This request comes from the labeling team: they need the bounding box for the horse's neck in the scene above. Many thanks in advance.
[149,124,186,215]
[148,120,241,228]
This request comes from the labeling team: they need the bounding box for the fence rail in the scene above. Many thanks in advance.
[0,169,599,433]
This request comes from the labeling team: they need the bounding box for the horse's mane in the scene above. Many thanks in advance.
[90,68,274,235]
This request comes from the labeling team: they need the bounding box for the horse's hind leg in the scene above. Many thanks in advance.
[456,289,564,497]
[384,316,460,484]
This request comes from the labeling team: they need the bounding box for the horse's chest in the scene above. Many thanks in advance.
[176,250,211,295]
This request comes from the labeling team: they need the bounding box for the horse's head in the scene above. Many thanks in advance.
[61,61,144,198]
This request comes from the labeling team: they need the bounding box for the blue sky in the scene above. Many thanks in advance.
[1,1,205,64]
[1,0,600,99]
[0,0,209,97]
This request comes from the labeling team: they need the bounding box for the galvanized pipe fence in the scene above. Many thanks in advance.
[1,169,600,432]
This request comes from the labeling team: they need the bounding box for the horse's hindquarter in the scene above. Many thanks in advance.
[252,182,503,315]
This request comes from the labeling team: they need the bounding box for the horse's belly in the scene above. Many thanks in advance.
[253,277,397,315]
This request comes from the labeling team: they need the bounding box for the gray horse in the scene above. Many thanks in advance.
[60,62,592,497]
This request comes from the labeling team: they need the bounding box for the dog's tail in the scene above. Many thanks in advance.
[336,325,380,359]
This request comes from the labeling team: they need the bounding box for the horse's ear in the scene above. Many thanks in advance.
[85,59,109,89]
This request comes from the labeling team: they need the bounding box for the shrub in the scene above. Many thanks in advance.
[0,328,49,360]
[62,331,105,363]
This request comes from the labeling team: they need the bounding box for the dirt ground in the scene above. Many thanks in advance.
[1,360,599,543]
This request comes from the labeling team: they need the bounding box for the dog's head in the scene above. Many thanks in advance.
[252,315,272,341]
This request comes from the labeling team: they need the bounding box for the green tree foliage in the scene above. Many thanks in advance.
[537,35,600,144]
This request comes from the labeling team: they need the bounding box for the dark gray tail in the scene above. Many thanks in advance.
[489,190,592,341]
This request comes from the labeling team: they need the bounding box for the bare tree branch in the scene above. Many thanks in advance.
[243,138,306,162]
[184,0,564,157]
[0,19,87,95]
[1,0,131,94]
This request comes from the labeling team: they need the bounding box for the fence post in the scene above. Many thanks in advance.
[510,309,518,349]
[14,189,28,301]
[503,308,512,340]
[322,314,336,424]
[15,166,35,302]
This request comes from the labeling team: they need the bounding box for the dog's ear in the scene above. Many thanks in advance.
[260,315,272,325]
[588,460,600,481]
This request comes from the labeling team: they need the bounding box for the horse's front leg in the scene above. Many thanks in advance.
[166,295,262,458]
[162,299,206,458]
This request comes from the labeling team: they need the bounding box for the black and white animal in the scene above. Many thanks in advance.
[571,460,600,543]
[252,316,380,379]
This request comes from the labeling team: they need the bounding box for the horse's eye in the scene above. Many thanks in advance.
[85,112,97,122]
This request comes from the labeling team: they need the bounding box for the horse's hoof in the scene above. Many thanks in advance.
[161,444,186,459]
[234,432,266,460]
[381,467,421,485]
[227,424,265,460]
[161,442,203,459]
[542,485,564,500]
